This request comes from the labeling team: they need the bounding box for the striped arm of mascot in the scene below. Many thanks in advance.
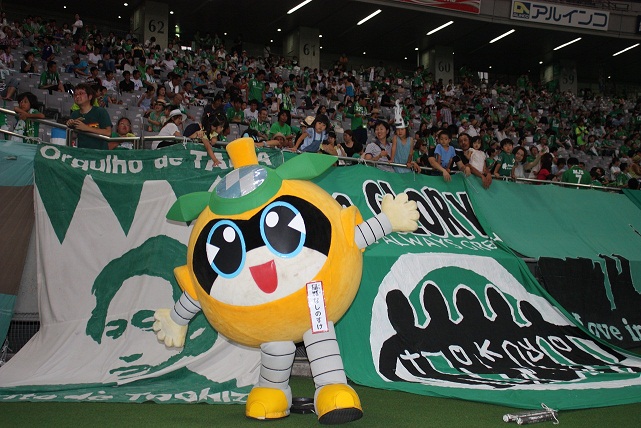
[153,138,419,424]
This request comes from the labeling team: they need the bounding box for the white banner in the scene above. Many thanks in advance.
[0,174,260,402]
[511,0,609,31]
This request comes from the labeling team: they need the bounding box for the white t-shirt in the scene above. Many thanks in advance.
[88,52,102,64]
[163,59,176,70]
[244,108,259,123]
[153,123,181,149]
[102,78,117,92]
[72,19,83,35]
[466,148,486,173]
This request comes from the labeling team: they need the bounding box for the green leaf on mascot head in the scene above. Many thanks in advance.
[166,191,211,222]
[275,153,337,180]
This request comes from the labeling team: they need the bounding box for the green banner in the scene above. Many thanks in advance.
[313,168,641,410]
[464,179,641,349]
[1,145,641,410]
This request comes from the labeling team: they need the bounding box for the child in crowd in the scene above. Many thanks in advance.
[432,130,456,180]
[11,91,44,143]
[467,136,487,175]
[293,114,329,153]
[147,100,166,133]
[493,138,515,178]
[192,89,208,106]
[137,85,155,113]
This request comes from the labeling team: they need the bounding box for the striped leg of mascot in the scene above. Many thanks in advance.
[153,138,419,424]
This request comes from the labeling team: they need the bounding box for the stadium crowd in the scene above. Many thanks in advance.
[1,11,640,189]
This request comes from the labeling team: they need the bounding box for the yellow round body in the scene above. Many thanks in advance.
[180,179,364,347]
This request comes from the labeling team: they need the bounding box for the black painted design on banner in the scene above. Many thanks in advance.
[539,255,641,349]
[379,282,639,388]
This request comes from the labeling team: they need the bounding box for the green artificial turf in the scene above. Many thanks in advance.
[2,375,641,427]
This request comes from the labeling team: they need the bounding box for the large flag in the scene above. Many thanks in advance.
[1,144,640,410]
[465,180,641,349]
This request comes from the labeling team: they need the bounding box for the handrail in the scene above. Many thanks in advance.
[0,105,200,149]
[0,106,626,194]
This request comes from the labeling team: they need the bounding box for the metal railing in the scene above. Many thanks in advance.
[0,106,626,193]
[0,105,204,149]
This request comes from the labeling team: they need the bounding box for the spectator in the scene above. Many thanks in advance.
[146,100,166,133]
[182,115,223,166]
[102,69,117,93]
[154,108,185,149]
[72,13,83,39]
[249,107,270,141]
[38,60,64,93]
[226,97,244,124]
[293,114,329,153]
[493,138,515,178]
[512,146,540,180]
[536,153,556,182]
[20,51,37,74]
[40,36,55,63]
[73,37,87,55]
[340,129,363,159]
[347,94,368,148]
[67,54,89,77]
[248,69,267,103]
[268,110,294,148]
[243,98,259,123]
[66,83,112,150]
[390,118,414,174]
[87,45,101,66]
[429,130,456,181]
[137,85,155,112]
[561,157,591,186]
[364,120,393,172]
[131,69,144,91]
[0,46,14,68]
[109,116,135,150]
[319,130,347,164]
[119,70,135,93]
[142,65,157,91]
[11,91,44,143]
[616,163,632,188]
[164,72,181,102]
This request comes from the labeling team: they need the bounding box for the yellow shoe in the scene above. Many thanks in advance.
[315,384,363,425]
[245,387,290,420]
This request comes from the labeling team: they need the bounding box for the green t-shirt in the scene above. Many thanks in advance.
[248,79,265,103]
[495,151,515,177]
[616,172,632,187]
[12,108,40,143]
[250,119,269,136]
[226,108,244,123]
[39,71,60,88]
[347,103,367,130]
[71,106,112,150]
[269,122,292,139]
[561,166,591,185]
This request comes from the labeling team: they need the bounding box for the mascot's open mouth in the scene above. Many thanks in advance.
[249,260,278,294]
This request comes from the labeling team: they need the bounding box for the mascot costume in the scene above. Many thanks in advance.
[153,138,419,424]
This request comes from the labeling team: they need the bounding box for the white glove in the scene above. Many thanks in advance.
[153,308,188,348]
[381,192,419,232]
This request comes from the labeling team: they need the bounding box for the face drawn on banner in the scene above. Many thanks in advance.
[84,235,219,380]
[371,253,641,389]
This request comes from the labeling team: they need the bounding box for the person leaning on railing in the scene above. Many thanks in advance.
[65,83,112,150]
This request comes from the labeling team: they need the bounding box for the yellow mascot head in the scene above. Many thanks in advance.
[167,138,364,347]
